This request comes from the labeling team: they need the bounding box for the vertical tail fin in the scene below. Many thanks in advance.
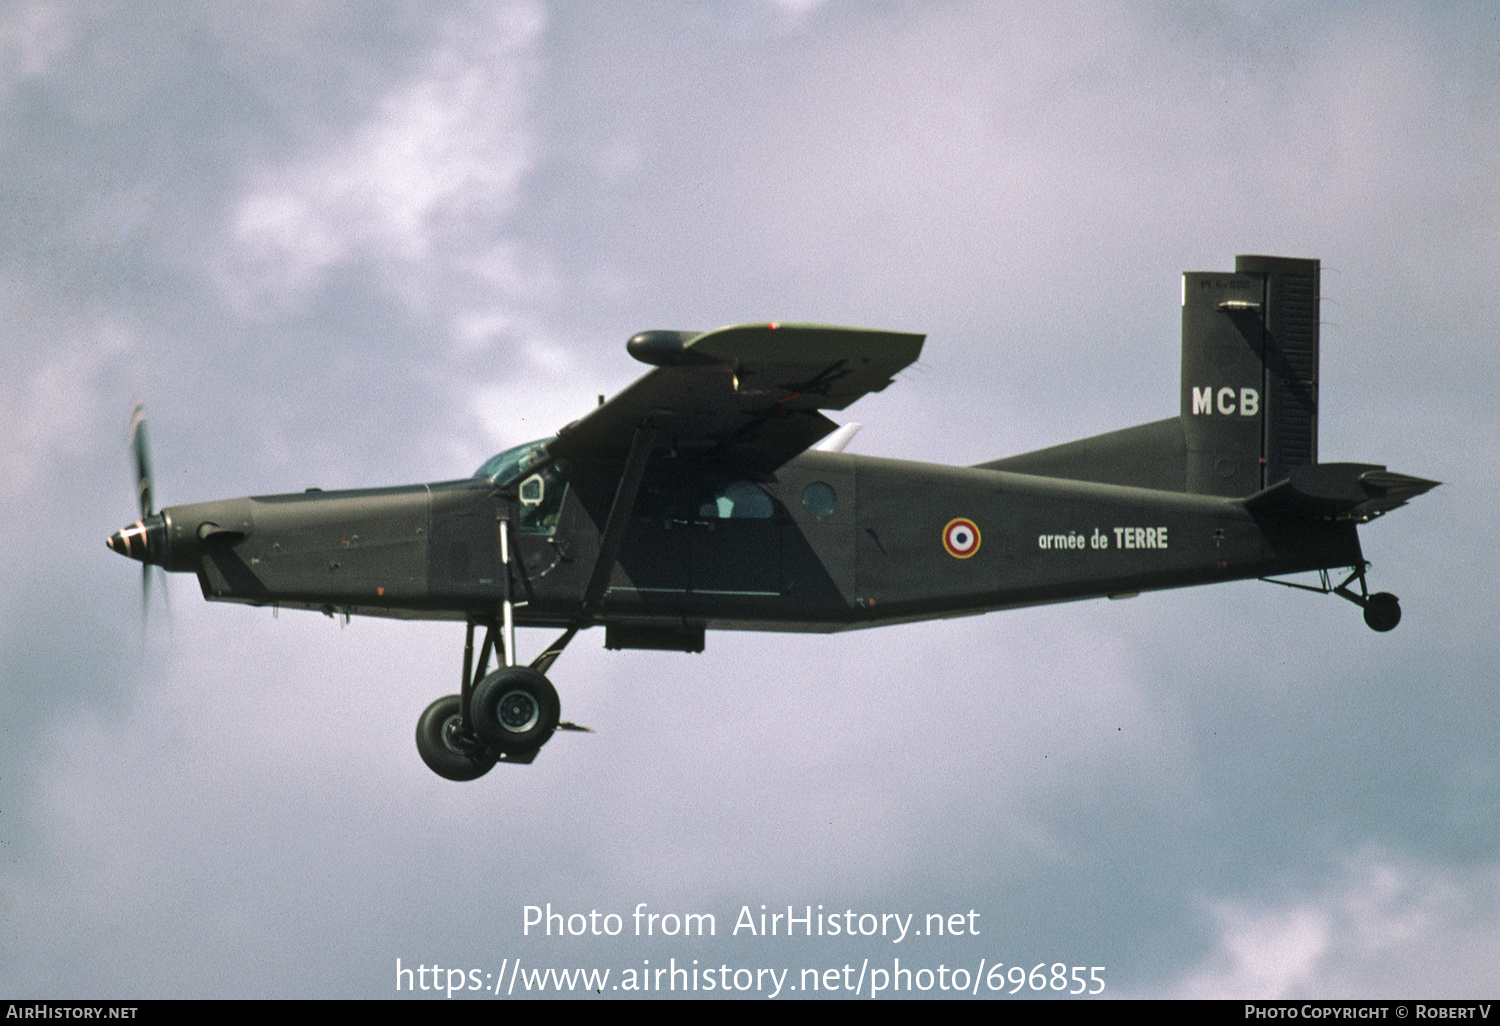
[1181,255,1319,496]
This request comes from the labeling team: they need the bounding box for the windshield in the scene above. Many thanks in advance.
[473,438,553,484]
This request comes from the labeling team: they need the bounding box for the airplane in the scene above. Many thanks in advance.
[108,255,1437,780]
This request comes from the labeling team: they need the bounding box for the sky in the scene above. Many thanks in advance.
[1,0,1497,1000]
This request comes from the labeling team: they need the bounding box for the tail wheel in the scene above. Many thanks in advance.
[415,694,496,781]
[1363,592,1401,632]
[470,666,560,755]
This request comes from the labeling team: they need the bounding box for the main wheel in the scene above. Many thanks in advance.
[1363,592,1401,632]
[470,666,560,755]
[416,694,497,781]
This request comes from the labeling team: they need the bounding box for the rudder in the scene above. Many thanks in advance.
[1181,255,1319,496]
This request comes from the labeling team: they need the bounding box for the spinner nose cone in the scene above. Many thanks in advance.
[107,514,166,565]
[107,521,145,561]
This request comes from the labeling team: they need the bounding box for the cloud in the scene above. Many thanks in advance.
[0,288,138,502]
[0,1,75,86]
[762,0,832,25]
[219,2,546,318]
[1167,853,1500,998]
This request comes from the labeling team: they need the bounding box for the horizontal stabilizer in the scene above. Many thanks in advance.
[1242,463,1439,521]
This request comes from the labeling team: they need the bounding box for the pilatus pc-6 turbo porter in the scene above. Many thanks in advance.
[109,255,1435,780]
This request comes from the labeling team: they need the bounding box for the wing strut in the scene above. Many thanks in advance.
[582,424,658,619]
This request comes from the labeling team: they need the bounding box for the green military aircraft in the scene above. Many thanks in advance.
[108,255,1436,780]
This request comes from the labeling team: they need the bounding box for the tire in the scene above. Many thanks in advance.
[469,666,560,755]
[415,694,496,781]
[1363,592,1401,632]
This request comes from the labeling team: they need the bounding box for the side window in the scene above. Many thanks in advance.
[517,466,568,534]
[801,481,837,520]
[698,480,773,519]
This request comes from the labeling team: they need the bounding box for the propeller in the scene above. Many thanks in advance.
[129,401,152,521]
[111,400,169,628]
[129,402,153,615]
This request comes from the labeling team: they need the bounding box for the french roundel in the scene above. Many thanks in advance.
[942,518,981,558]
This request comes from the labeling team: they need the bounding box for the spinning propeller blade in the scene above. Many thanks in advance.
[115,401,167,629]
[129,400,153,520]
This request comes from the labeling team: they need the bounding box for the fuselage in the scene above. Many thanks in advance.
[126,448,1363,637]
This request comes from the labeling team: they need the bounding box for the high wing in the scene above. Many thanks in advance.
[547,323,925,472]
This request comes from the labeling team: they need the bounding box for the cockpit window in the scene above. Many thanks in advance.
[474,438,553,484]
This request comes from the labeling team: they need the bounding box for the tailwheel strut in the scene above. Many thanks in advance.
[1261,563,1402,632]
[1331,566,1401,632]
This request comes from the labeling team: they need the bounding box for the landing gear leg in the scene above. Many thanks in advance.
[414,619,590,778]
[1331,565,1402,632]
[1262,563,1402,632]
[415,510,603,778]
